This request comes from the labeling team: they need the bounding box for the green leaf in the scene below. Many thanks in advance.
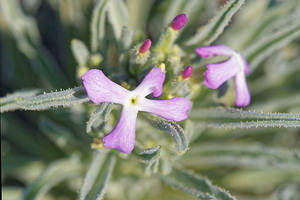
[1,89,41,113]
[86,103,112,133]
[190,107,300,128]
[147,117,188,155]
[15,87,89,111]
[182,143,300,170]
[79,151,116,200]
[22,158,81,200]
[91,0,109,52]
[271,183,300,200]
[107,0,129,40]
[185,0,245,46]
[127,0,155,30]
[243,22,300,71]
[158,166,236,200]
[136,146,161,163]
[71,39,90,66]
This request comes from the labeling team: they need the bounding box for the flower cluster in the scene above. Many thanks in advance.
[82,14,251,153]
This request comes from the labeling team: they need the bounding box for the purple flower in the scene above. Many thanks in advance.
[170,14,188,30]
[196,45,251,107]
[181,65,193,79]
[139,39,152,54]
[82,68,192,154]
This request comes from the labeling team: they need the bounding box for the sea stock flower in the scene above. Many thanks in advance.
[196,45,251,107]
[82,67,192,154]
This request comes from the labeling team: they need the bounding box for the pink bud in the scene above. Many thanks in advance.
[139,39,152,54]
[181,65,193,79]
[170,14,188,30]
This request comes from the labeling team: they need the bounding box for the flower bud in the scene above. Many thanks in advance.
[139,39,152,54]
[170,14,188,30]
[181,65,193,79]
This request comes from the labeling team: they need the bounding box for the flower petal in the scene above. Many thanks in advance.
[82,69,129,104]
[139,97,192,121]
[196,45,235,58]
[235,71,251,107]
[102,107,138,154]
[133,68,165,97]
[204,57,241,89]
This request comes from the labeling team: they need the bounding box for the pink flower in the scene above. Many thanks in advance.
[196,45,251,107]
[82,68,192,154]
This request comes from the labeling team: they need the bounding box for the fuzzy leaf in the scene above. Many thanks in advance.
[158,166,236,200]
[91,0,109,52]
[185,0,245,46]
[136,146,161,163]
[15,87,89,111]
[272,183,300,200]
[107,0,129,40]
[147,117,188,154]
[22,158,81,200]
[79,152,116,200]
[1,89,41,113]
[86,103,112,133]
[71,39,90,65]
[182,143,300,170]
[243,22,300,71]
[190,107,300,128]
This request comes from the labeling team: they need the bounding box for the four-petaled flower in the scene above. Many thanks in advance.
[196,45,251,107]
[82,68,192,154]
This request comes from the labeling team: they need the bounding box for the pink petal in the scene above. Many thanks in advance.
[139,97,192,121]
[195,45,235,58]
[103,107,138,154]
[82,69,129,104]
[204,57,241,89]
[134,68,165,97]
[241,55,250,74]
[235,71,251,107]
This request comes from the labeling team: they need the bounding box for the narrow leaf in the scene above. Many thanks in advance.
[91,0,109,52]
[71,39,89,65]
[107,0,129,40]
[190,107,300,128]
[86,103,112,133]
[1,89,41,113]
[23,158,81,200]
[182,143,300,170]
[16,87,89,111]
[185,0,245,46]
[158,166,236,200]
[136,146,161,163]
[79,152,116,200]
[147,117,188,154]
[243,22,300,71]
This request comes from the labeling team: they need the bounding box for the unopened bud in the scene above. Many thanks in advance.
[170,14,188,30]
[139,39,152,54]
[181,65,193,79]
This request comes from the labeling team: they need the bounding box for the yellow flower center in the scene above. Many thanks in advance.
[130,97,137,105]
